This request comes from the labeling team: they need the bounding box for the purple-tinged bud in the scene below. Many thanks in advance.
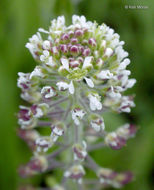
[17,72,31,90]
[71,38,78,44]
[69,60,80,68]
[64,165,85,182]
[35,136,52,152]
[70,45,79,55]
[90,115,105,132]
[88,38,97,47]
[116,172,133,186]
[59,44,68,53]
[74,29,84,37]
[77,56,84,63]
[51,46,59,55]
[19,156,48,177]
[18,129,39,151]
[96,58,104,68]
[116,124,137,139]
[97,168,117,181]
[18,107,31,122]
[68,30,74,37]
[105,132,126,150]
[73,141,87,161]
[61,33,69,41]
[82,48,91,57]
[77,44,84,53]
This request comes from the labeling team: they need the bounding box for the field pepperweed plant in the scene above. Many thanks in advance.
[17,15,137,190]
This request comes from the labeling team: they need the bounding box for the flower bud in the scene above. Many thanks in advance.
[105,132,126,150]
[90,115,105,132]
[64,165,85,183]
[36,136,53,152]
[73,141,87,161]
[88,38,97,47]
[19,156,48,177]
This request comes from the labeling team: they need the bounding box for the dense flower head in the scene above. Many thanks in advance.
[17,15,136,190]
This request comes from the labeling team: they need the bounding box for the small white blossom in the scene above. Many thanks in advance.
[104,48,113,57]
[36,137,52,152]
[30,66,45,79]
[91,116,105,132]
[72,108,86,125]
[97,70,113,80]
[42,40,51,49]
[88,93,102,111]
[41,86,56,98]
[40,50,50,62]
[56,81,69,91]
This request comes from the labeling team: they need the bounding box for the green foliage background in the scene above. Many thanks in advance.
[0,0,154,189]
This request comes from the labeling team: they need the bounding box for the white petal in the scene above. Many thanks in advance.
[84,77,94,88]
[61,58,69,71]
[38,28,49,34]
[105,48,113,57]
[126,79,136,88]
[82,56,93,69]
[69,81,75,94]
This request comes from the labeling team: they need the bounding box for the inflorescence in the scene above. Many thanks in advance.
[17,15,137,190]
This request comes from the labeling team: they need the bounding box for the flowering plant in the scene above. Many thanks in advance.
[17,15,136,190]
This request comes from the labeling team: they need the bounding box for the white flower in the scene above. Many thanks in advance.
[56,82,69,91]
[107,86,121,99]
[42,40,51,50]
[72,15,86,27]
[36,137,52,152]
[118,58,130,70]
[104,48,113,57]
[115,46,128,61]
[40,50,50,62]
[25,32,42,58]
[97,70,113,80]
[88,93,102,111]
[46,56,55,67]
[17,72,30,89]
[72,108,86,125]
[119,96,135,113]
[51,124,64,142]
[30,66,45,79]
[91,117,105,132]
[41,86,56,98]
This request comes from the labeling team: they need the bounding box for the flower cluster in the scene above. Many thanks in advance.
[17,15,136,189]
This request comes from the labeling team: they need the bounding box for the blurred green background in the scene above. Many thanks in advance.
[0,0,154,189]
